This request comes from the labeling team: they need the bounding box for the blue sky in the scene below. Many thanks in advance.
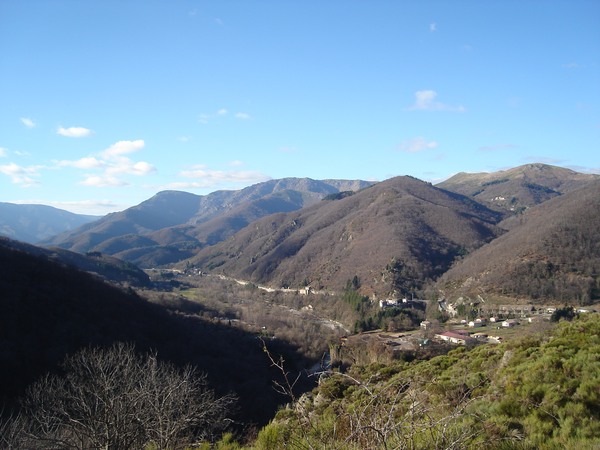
[1,1,599,215]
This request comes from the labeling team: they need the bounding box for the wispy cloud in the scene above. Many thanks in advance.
[57,157,103,170]
[56,139,155,187]
[478,144,518,152]
[398,137,438,153]
[0,147,7,158]
[172,164,270,189]
[567,165,600,175]
[80,175,128,188]
[521,156,564,165]
[408,90,465,112]
[429,22,437,32]
[0,162,43,187]
[20,117,36,128]
[199,109,251,124]
[57,126,93,138]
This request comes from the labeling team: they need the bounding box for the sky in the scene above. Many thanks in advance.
[1,1,599,215]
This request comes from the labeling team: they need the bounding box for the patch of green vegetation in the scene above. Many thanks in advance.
[482,178,509,186]
[253,314,600,449]
[322,191,355,201]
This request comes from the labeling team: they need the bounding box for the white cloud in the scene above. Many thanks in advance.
[199,109,251,123]
[176,164,270,188]
[57,157,104,169]
[81,175,128,188]
[56,139,155,187]
[409,90,465,112]
[101,139,145,158]
[398,137,438,153]
[0,162,42,187]
[57,126,93,138]
[20,117,36,128]
[0,147,7,158]
[106,160,155,176]
[228,160,244,167]
[430,22,437,32]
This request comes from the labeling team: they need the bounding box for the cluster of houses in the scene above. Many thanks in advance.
[421,315,531,346]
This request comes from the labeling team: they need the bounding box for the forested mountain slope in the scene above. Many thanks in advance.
[435,180,600,305]
[187,176,504,297]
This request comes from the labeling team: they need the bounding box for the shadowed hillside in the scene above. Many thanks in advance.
[435,180,600,305]
[437,163,599,213]
[187,176,504,298]
[0,237,150,287]
[0,238,312,427]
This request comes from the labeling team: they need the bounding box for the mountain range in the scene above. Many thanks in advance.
[43,178,372,267]
[6,163,600,305]
[0,202,97,244]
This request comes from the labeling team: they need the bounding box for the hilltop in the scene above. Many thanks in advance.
[437,163,599,213]
[435,180,600,305]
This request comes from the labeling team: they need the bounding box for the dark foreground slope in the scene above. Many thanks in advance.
[435,181,600,305]
[0,239,310,427]
[188,176,504,297]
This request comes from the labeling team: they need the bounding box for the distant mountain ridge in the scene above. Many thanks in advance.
[0,202,97,244]
[436,163,599,213]
[43,178,373,266]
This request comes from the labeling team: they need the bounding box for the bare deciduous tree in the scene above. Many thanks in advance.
[18,343,235,449]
